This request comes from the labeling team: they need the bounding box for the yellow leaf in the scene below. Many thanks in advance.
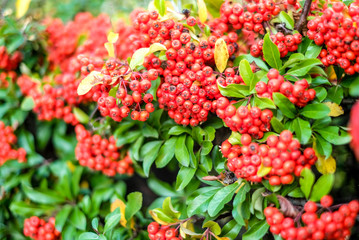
[147,43,167,56]
[315,155,336,174]
[80,181,89,189]
[77,71,104,95]
[111,199,127,227]
[327,65,338,83]
[104,42,115,58]
[149,210,171,225]
[130,48,150,69]
[16,0,31,19]
[66,161,75,172]
[180,221,202,238]
[123,73,132,81]
[197,0,208,23]
[324,102,344,117]
[214,38,229,73]
[107,32,119,43]
[215,237,230,240]
[257,164,272,177]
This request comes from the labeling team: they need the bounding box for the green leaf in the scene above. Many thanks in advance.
[154,0,166,16]
[22,184,66,204]
[287,59,322,76]
[176,166,197,191]
[234,54,269,71]
[310,174,334,202]
[78,232,100,240]
[69,207,87,231]
[242,220,269,240]
[314,134,332,159]
[218,83,250,98]
[156,137,177,168]
[17,128,35,153]
[279,11,294,29]
[162,197,181,219]
[92,218,99,231]
[272,92,297,118]
[327,86,343,104]
[175,135,190,167]
[280,53,305,71]
[73,107,90,124]
[300,103,330,119]
[208,182,240,217]
[240,59,254,86]
[270,117,285,133]
[201,140,213,155]
[221,219,242,238]
[20,97,34,111]
[294,118,312,144]
[253,95,276,109]
[129,48,150,69]
[187,187,219,217]
[305,41,322,58]
[349,76,359,97]
[300,168,315,199]
[125,192,143,221]
[263,33,282,69]
[168,125,192,135]
[10,201,54,217]
[313,87,327,102]
[141,141,163,176]
[316,126,351,145]
[203,221,221,235]
[148,178,180,197]
[104,209,121,233]
[55,205,73,232]
[288,188,305,198]
[71,167,83,197]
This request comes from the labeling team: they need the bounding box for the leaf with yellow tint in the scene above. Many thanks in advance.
[130,43,167,69]
[180,221,202,238]
[324,102,344,117]
[148,43,167,56]
[214,38,229,73]
[16,0,31,19]
[315,155,336,174]
[214,237,230,240]
[327,65,338,83]
[107,32,119,43]
[104,42,115,58]
[66,161,75,172]
[77,71,104,95]
[149,210,172,225]
[257,164,272,177]
[198,0,208,23]
[111,199,127,227]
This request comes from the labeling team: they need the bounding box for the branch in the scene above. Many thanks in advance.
[295,0,313,33]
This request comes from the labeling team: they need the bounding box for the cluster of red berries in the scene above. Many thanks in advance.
[0,71,17,88]
[74,124,134,176]
[23,216,60,240]
[216,97,273,139]
[216,0,280,35]
[79,56,155,122]
[0,46,22,71]
[350,101,359,160]
[0,121,26,166]
[147,222,182,240]
[307,2,359,75]
[221,130,317,184]
[255,69,316,107]
[251,32,302,58]
[265,196,359,240]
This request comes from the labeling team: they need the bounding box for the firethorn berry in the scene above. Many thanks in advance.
[221,104,272,139]
[0,121,27,166]
[255,69,316,107]
[23,217,61,240]
[75,125,134,176]
[265,196,359,240]
[307,3,359,74]
[0,46,22,71]
[147,222,182,240]
[222,130,317,184]
[321,195,334,208]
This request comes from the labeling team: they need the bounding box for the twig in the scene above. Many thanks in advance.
[295,0,313,33]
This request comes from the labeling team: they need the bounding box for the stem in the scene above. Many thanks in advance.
[295,0,313,33]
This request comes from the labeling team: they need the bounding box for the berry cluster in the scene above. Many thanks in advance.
[250,32,302,58]
[75,124,134,176]
[0,71,17,88]
[307,2,359,74]
[79,57,155,122]
[0,46,22,71]
[350,101,359,160]
[255,69,316,107]
[221,130,317,184]
[216,97,273,139]
[147,222,182,240]
[23,216,60,240]
[0,121,26,166]
[265,196,359,240]
[216,0,280,35]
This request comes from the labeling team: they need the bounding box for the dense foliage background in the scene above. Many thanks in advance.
[1,0,359,239]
